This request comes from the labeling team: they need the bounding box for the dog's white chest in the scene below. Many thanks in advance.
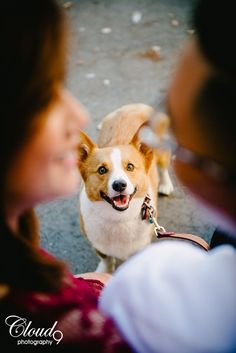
[80,188,154,260]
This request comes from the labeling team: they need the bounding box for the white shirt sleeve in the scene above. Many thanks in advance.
[99,241,236,353]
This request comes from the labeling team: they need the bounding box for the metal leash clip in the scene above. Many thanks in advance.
[149,210,166,237]
[147,207,166,236]
[141,194,166,235]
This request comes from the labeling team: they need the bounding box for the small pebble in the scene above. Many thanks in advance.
[132,11,142,24]
[152,45,161,53]
[85,73,96,79]
[97,122,103,130]
[103,79,110,86]
[63,1,73,9]
[101,27,112,34]
[186,29,195,35]
[139,46,161,61]
[171,19,179,27]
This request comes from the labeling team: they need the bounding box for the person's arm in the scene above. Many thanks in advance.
[99,241,236,353]
[1,272,132,352]
[74,272,112,285]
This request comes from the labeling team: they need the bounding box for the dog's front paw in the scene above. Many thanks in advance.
[95,258,115,273]
[158,169,174,196]
[97,122,103,131]
[158,182,174,196]
[95,260,109,272]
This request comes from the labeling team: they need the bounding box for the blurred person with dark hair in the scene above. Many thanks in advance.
[100,1,236,352]
[0,1,132,351]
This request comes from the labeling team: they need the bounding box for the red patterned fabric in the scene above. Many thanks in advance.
[0,250,133,352]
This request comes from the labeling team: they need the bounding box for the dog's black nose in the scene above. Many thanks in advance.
[112,180,127,192]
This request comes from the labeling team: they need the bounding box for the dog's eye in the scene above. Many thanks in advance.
[127,163,134,171]
[98,166,108,175]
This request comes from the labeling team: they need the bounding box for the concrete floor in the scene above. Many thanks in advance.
[37,0,215,274]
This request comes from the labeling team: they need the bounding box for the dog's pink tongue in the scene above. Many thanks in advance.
[114,195,128,206]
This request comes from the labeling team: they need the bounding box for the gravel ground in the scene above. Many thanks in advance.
[37,0,215,274]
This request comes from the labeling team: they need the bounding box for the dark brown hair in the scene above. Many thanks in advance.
[0,0,68,292]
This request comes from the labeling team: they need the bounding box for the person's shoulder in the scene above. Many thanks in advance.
[100,240,236,309]
[123,239,236,270]
[100,241,236,353]
[112,240,236,278]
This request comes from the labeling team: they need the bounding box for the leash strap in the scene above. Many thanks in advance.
[141,194,209,251]
[156,231,209,251]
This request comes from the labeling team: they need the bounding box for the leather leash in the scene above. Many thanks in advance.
[141,194,209,251]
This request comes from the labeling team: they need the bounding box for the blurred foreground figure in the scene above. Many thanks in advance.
[0,1,132,351]
[100,1,236,352]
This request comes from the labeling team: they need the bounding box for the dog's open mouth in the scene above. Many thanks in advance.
[100,188,137,211]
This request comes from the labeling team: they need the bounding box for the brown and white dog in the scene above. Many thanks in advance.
[78,104,173,273]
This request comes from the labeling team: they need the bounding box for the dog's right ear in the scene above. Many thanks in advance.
[130,130,154,171]
[78,130,97,163]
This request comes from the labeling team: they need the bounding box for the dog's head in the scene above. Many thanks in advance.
[78,130,153,212]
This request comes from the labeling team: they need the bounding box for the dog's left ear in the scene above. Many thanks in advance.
[78,130,97,162]
[78,131,97,180]
[130,131,153,171]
